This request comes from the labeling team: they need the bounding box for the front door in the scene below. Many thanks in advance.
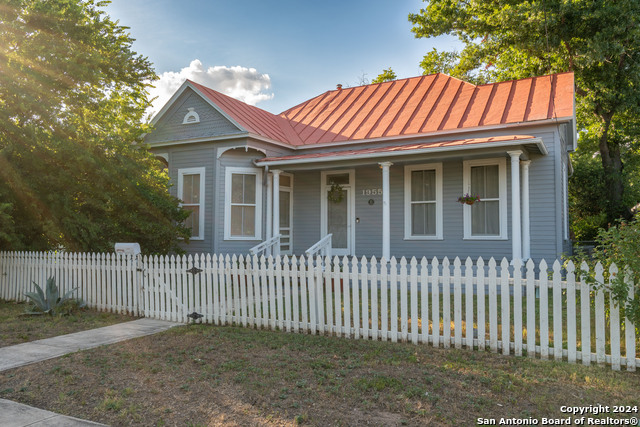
[321,170,355,256]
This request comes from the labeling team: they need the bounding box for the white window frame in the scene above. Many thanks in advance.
[278,172,294,255]
[177,167,206,240]
[404,163,443,240]
[224,166,263,241]
[463,158,508,240]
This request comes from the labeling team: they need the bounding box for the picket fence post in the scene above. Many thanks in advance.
[0,251,637,372]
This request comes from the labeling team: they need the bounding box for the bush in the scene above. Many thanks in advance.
[581,215,640,328]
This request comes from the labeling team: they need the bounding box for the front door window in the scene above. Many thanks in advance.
[327,187,349,250]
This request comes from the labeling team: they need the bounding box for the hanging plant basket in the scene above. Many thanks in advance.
[327,182,344,203]
[457,193,481,205]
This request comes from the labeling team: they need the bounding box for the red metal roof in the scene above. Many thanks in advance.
[256,135,539,165]
[187,80,302,144]
[187,73,574,147]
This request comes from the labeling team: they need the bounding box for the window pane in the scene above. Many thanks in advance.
[182,174,193,204]
[485,200,500,234]
[184,205,199,237]
[231,174,244,203]
[326,173,349,185]
[328,189,348,248]
[470,166,485,197]
[411,203,436,235]
[471,201,499,235]
[471,202,485,235]
[279,175,291,187]
[191,174,200,203]
[242,206,255,236]
[231,206,242,235]
[470,165,499,199]
[243,174,256,204]
[279,191,290,228]
[412,204,425,235]
[484,165,499,198]
[411,170,435,201]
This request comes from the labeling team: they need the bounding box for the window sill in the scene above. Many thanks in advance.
[463,236,508,241]
[223,237,262,241]
[403,236,443,241]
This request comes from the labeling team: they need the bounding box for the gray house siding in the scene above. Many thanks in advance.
[215,147,267,255]
[146,88,243,145]
[146,90,571,262]
[285,130,563,262]
[291,171,322,255]
[164,143,217,254]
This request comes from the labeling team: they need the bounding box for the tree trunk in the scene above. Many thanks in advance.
[598,123,632,222]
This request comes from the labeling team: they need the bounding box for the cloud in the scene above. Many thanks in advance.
[148,59,274,117]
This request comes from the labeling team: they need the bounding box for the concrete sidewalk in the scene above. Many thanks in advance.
[0,318,180,372]
[0,317,181,426]
[0,398,108,426]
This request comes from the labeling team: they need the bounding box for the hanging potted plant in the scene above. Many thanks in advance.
[457,193,481,205]
[327,181,344,203]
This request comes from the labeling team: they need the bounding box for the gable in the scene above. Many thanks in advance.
[146,88,244,145]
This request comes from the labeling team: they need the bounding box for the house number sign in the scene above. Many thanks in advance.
[361,188,382,196]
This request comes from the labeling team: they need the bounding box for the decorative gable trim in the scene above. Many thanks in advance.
[150,81,246,133]
[182,107,200,124]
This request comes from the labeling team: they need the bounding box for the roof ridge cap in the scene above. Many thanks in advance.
[476,71,574,88]
[187,79,281,119]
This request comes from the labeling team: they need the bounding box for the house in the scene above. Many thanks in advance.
[146,72,575,262]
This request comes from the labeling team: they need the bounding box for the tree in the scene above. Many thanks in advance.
[371,67,397,84]
[0,0,189,253]
[409,0,640,224]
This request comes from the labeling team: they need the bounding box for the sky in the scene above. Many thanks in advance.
[104,0,459,116]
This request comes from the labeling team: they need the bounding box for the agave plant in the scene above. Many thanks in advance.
[24,277,84,315]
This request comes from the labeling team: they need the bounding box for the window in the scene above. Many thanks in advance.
[463,158,507,240]
[224,167,262,240]
[404,163,443,240]
[278,173,293,255]
[178,167,205,240]
[182,107,200,124]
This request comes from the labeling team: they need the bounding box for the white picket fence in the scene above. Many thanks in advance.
[0,251,637,372]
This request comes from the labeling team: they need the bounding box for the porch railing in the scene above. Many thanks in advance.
[305,234,332,259]
[249,234,281,257]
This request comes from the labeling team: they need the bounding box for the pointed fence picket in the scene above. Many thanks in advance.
[0,250,637,372]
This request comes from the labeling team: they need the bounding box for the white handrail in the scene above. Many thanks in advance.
[249,234,281,257]
[305,234,332,259]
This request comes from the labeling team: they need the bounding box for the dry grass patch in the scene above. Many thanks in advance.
[0,300,135,347]
[1,324,638,426]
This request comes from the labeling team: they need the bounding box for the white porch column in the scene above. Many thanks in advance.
[521,160,531,260]
[507,151,522,262]
[266,172,272,241]
[272,170,282,256]
[379,162,393,261]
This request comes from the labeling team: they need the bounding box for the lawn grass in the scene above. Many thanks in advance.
[1,324,638,426]
[0,300,135,347]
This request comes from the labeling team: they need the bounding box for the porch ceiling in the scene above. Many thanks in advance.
[255,134,546,167]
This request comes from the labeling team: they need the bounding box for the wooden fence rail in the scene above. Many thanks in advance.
[0,251,637,372]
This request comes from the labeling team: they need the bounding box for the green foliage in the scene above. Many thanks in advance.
[24,276,85,316]
[0,0,190,253]
[409,0,640,224]
[579,215,640,328]
[371,67,397,84]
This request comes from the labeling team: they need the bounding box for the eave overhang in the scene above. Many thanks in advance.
[255,135,546,167]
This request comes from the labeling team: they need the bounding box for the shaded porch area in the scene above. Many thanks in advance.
[251,134,546,262]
